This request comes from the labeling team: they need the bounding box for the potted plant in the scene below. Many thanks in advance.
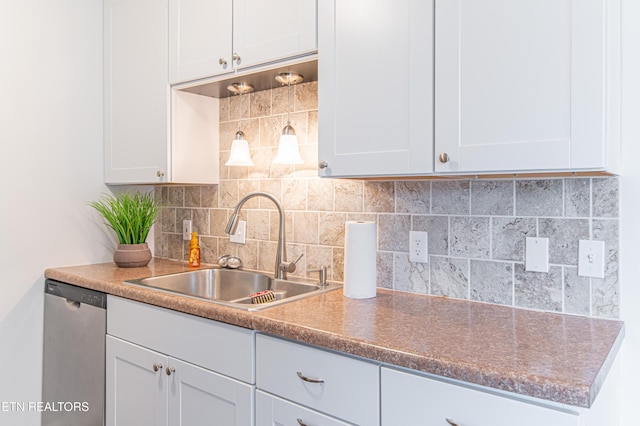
[89,191,160,267]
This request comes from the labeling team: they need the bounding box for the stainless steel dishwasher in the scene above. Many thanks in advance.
[42,279,106,426]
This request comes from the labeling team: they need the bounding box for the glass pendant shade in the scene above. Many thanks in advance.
[273,125,303,164]
[273,72,304,165]
[225,82,254,167]
[225,132,254,166]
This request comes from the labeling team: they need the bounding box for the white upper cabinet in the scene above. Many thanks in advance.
[104,0,169,184]
[318,0,434,178]
[169,0,317,85]
[105,0,219,185]
[434,0,620,174]
[168,0,233,83]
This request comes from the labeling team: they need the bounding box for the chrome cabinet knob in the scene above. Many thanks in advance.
[218,57,227,66]
[318,160,328,169]
[165,367,175,376]
[152,363,163,372]
[439,153,450,163]
[232,52,240,63]
[156,170,165,178]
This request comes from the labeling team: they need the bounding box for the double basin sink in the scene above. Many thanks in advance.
[125,268,339,311]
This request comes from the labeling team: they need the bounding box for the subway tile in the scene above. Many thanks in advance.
[393,252,429,294]
[292,211,318,244]
[470,180,514,216]
[593,177,619,218]
[450,216,490,259]
[167,186,184,207]
[395,181,430,214]
[470,260,513,306]
[432,180,469,215]
[334,180,363,212]
[411,215,448,255]
[539,218,589,265]
[515,179,563,216]
[564,178,590,217]
[430,256,469,299]
[514,264,562,312]
[184,187,201,207]
[592,219,620,318]
[564,266,590,316]
[376,251,394,289]
[364,181,394,212]
[308,178,334,211]
[492,217,536,262]
[319,213,346,246]
[378,214,410,252]
[193,208,209,236]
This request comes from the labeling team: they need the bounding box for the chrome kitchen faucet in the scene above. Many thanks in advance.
[225,192,302,279]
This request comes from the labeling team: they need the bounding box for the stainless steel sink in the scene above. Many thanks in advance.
[124,268,340,311]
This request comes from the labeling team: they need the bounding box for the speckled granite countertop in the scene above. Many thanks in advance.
[44,258,624,409]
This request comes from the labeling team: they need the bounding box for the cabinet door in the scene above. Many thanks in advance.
[318,0,433,177]
[104,0,169,184]
[233,0,317,70]
[435,0,612,173]
[256,391,352,426]
[381,368,579,426]
[106,336,168,426]
[168,357,253,426]
[168,0,233,84]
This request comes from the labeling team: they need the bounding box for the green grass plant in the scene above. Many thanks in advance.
[89,191,160,245]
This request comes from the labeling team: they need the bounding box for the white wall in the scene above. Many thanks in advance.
[0,1,112,424]
[619,0,640,424]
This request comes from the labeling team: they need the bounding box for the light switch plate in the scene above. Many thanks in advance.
[578,240,605,278]
[229,220,246,244]
[525,237,549,273]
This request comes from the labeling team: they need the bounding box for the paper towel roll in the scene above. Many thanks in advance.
[343,221,377,299]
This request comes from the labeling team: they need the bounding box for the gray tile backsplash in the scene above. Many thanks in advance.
[154,82,620,319]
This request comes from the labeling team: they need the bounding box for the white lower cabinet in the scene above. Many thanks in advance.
[381,367,580,426]
[106,296,255,426]
[256,391,353,426]
[107,336,253,426]
[256,334,380,426]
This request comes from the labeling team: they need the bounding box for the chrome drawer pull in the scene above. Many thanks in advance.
[296,371,324,384]
[445,419,460,426]
[296,419,308,426]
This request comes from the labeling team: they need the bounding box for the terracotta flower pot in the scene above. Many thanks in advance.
[113,243,152,268]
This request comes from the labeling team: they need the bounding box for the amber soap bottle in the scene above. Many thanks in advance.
[188,232,200,268]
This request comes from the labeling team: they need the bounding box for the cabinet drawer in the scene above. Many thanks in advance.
[107,296,255,383]
[256,334,379,426]
[256,390,353,426]
[381,367,580,426]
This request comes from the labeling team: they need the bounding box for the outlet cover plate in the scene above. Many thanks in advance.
[525,237,549,273]
[229,220,246,244]
[409,231,428,263]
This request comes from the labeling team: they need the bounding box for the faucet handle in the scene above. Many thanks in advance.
[308,266,327,287]
[281,253,304,274]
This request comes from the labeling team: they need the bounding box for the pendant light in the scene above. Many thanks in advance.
[225,83,254,167]
[273,73,304,165]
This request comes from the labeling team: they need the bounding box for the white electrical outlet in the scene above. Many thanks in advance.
[182,220,192,240]
[525,237,549,272]
[578,240,605,278]
[229,220,246,244]
[409,231,429,263]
